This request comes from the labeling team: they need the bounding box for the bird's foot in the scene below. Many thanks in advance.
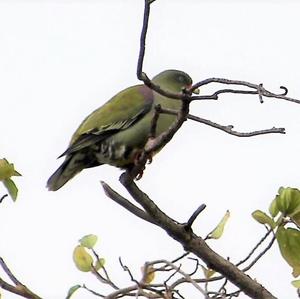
[132,150,153,180]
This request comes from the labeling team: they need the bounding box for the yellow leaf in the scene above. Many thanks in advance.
[208,210,230,239]
[201,265,216,279]
[142,265,155,284]
[73,245,93,272]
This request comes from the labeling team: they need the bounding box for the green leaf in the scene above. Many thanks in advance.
[276,187,300,216]
[94,258,105,271]
[79,234,98,249]
[66,285,81,299]
[208,210,230,239]
[73,245,93,272]
[292,212,300,227]
[269,197,279,218]
[0,159,15,180]
[292,279,300,288]
[3,178,18,201]
[252,210,275,229]
[276,226,300,277]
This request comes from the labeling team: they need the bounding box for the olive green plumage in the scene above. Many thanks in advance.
[47,69,195,191]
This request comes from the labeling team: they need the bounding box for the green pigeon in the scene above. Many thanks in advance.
[47,69,197,191]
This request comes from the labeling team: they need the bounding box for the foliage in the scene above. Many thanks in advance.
[252,187,300,286]
[0,158,21,201]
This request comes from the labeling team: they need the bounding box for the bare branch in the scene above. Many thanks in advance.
[147,259,207,296]
[242,235,276,272]
[0,194,8,203]
[137,0,151,80]
[236,228,273,267]
[0,258,41,299]
[82,284,105,298]
[191,78,300,105]
[101,181,157,225]
[159,107,286,137]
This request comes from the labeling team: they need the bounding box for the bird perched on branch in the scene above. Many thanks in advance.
[47,69,198,191]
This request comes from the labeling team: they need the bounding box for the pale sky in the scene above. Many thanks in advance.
[1,1,300,298]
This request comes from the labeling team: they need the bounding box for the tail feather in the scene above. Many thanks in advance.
[47,155,84,191]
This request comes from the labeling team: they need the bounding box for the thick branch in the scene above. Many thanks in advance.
[100,181,157,225]
[119,173,277,299]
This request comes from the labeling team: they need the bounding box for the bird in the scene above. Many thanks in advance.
[47,69,198,191]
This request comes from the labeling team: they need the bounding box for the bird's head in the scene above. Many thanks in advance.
[152,69,199,95]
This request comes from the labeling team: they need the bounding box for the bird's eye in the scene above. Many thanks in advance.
[178,75,185,83]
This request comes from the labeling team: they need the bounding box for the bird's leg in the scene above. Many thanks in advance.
[131,151,145,180]
[132,149,153,180]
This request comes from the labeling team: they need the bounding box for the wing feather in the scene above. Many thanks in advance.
[59,85,153,157]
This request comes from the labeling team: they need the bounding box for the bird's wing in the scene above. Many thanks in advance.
[59,85,154,157]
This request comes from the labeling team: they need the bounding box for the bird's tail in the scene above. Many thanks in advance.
[47,155,84,191]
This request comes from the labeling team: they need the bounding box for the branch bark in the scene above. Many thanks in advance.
[117,173,277,299]
[0,258,42,299]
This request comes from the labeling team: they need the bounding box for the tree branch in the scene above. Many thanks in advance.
[119,173,277,299]
[100,181,157,225]
[0,258,42,299]
[0,194,8,203]
[191,78,299,105]
[236,228,273,268]
[158,107,286,137]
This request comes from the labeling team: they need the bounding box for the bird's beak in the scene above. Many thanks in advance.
[186,84,200,95]
[185,84,200,95]
[192,87,200,95]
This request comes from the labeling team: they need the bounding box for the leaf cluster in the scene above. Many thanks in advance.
[252,187,300,286]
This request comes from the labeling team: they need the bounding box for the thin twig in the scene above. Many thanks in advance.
[0,257,24,285]
[144,259,207,296]
[119,257,139,285]
[0,194,8,203]
[159,107,286,137]
[137,0,151,80]
[242,235,276,272]
[91,249,119,290]
[82,284,105,298]
[236,228,273,267]
[171,252,190,264]
[191,78,300,104]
